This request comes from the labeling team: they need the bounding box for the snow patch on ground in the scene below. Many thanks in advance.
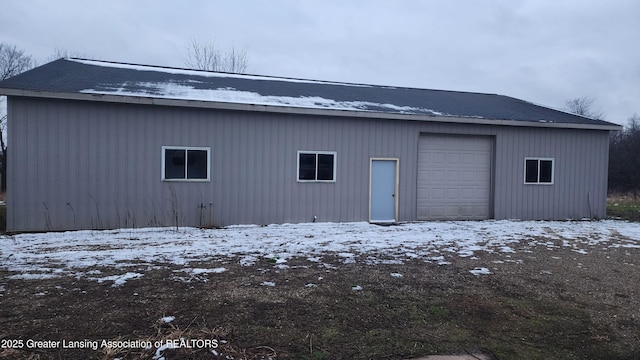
[8,273,61,280]
[188,267,227,274]
[0,220,638,282]
[95,272,144,287]
[469,267,492,276]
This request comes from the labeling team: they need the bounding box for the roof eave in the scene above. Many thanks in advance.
[0,88,623,131]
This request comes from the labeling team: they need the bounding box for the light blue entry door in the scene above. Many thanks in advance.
[370,159,398,222]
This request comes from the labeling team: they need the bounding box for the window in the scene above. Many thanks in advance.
[524,158,554,184]
[297,151,336,182]
[162,146,210,181]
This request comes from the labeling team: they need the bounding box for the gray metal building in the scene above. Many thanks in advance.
[0,59,620,232]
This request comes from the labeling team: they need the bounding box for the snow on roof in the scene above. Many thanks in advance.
[0,58,621,129]
[71,59,444,115]
[79,81,444,115]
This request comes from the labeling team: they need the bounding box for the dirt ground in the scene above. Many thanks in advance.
[1,228,639,360]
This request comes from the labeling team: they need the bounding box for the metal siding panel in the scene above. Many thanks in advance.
[128,106,146,227]
[232,113,245,223]
[6,98,23,230]
[576,131,590,217]
[342,118,357,221]
[399,126,416,221]
[267,119,278,224]
[353,120,369,221]
[5,99,14,230]
[75,104,90,229]
[273,117,286,224]
[243,114,256,223]
[7,96,613,231]
[592,132,606,217]
[258,119,270,224]
[565,131,578,218]
[22,101,34,230]
[215,111,231,226]
[491,127,611,220]
[283,116,296,223]
[25,99,40,230]
[564,131,578,218]
[285,116,298,223]
[44,101,64,229]
[262,118,276,225]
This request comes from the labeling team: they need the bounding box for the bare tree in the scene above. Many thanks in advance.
[184,38,248,73]
[609,114,640,198]
[45,48,89,62]
[0,43,34,81]
[0,43,34,192]
[565,96,604,120]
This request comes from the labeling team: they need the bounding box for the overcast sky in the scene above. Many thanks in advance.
[1,0,639,125]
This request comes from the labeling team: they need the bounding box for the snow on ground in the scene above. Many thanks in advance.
[1,220,639,286]
[160,316,175,324]
[469,267,492,276]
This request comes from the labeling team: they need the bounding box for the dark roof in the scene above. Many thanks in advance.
[0,58,619,130]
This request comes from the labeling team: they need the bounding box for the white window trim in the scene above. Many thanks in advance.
[296,150,337,183]
[523,157,554,185]
[162,146,211,182]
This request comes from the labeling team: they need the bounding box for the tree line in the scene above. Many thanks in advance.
[608,115,640,197]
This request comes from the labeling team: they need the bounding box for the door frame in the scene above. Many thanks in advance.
[369,158,400,223]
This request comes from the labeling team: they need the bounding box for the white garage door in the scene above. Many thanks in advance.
[417,135,492,220]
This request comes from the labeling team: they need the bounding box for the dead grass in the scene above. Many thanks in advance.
[608,193,640,221]
[1,237,640,359]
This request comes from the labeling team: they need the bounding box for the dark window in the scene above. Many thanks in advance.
[298,152,336,182]
[317,154,334,181]
[524,158,554,184]
[163,147,210,181]
[187,150,208,179]
[298,153,317,180]
[539,160,553,183]
[525,159,538,183]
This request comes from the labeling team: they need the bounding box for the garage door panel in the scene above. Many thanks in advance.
[446,188,459,199]
[430,188,445,199]
[417,135,492,220]
[447,170,460,181]
[431,170,446,181]
[431,152,447,164]
[447,153,461,163]
[461,170,475,182]
[462,153,477,164]
[461,188,477,200]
